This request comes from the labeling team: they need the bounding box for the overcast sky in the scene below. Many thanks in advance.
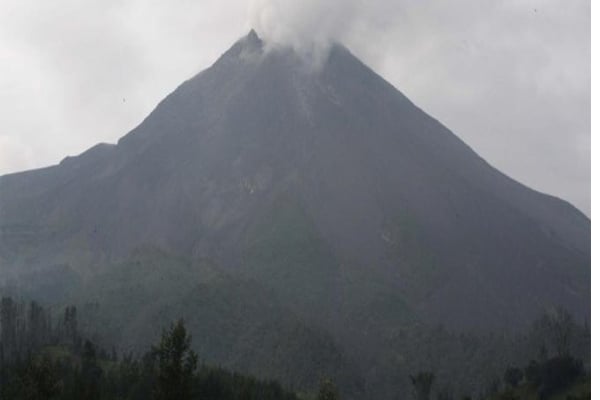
[0,0,590,215]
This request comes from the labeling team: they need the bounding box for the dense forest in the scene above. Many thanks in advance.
[0,297,306,400]
[0,296,590,399]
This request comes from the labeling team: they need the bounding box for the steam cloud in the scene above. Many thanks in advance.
[246,0,404,68]
[249,0,355,43]
[248,0,369,56]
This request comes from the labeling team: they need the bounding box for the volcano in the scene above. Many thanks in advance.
[0,31,590,397]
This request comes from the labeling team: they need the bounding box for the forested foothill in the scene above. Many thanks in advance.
[0,297,589,400]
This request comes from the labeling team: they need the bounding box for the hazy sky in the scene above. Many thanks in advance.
[0,0,590,215]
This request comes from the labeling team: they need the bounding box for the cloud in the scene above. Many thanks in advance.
[344,0,590,215]
[0,135,35,173]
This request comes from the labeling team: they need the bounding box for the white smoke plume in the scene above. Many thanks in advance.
[247,0,369,59]
[246,0,406,69]
[249,0,358,44]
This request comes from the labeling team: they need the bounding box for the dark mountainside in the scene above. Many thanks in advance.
[0,31,590,398]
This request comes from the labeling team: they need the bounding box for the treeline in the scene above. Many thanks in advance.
[404,308,589,400]
[409,354,588,400]
[488,309,589,399]
[0,297,76,365]
[0,298,310,400]
[0,297,590,400]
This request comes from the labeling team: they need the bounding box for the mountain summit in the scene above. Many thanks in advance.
[0,30,590,395]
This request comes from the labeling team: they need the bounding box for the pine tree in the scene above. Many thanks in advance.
[152,319,198,400]
[410,372,435,400]
[18,356,61,400]
[1,297,17,363]
[76,340,103,400]
[317,378,340,400]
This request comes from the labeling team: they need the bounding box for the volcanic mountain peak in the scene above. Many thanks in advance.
[218,29,362,80]
[0,31,590,399]
[0,31,590,335]
[220,29,265,63]
[243,28,263,48]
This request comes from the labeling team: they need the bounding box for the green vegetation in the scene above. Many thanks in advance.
[488,363,590,400]
[153,320,198,400]
[0,297,303,400]
[0,296,590,400]
[410,372,435,400]
[67,252,359,394]
[316,378,340,400]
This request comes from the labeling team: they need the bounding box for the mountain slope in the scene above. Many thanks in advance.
[0,29,590,389]
[70,247,363,395]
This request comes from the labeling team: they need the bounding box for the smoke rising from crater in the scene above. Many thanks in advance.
[247,0,388,65]
[249,0,360,48]
[247,0,400,69]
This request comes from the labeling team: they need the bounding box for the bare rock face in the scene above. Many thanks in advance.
[0,31,589,334]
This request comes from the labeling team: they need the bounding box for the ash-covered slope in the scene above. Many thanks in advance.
[0,31,589,335]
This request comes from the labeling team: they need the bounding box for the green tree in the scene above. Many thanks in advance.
[63,305,78,347]
[410,372,435,400]
[75,340,103,400]
[524,360,541,386]
[18,356,61,400]
[532,308,575,357]
[27,301,46,351]
[547,308,575,356]
[503,367,523,388]
[317,378,340,400]
[152,319,198,400]
[1,297,17,362]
